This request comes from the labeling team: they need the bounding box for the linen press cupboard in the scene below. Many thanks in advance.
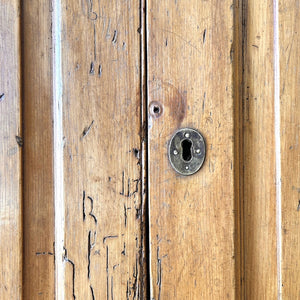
[1,0,299,299]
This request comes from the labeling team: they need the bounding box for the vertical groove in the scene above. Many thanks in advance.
[144,0,152,298]
[53,0,65,298]
[241,1,248,298]
[233,0,245,298]
[273,0,282,298]
[140,0,151,298]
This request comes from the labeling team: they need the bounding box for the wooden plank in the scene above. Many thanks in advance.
[279,1,300,298]
[22,2,55,298]
[0,1,22,299]
[147,1,237,298]
[61,0,146,298]
[243,0,278,298]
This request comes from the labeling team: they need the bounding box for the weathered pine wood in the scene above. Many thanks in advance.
[279,1,300,298]
[0,1,22,299]
[147,1,238,298]
[22,2,55,298]
[243,0,278,298]
[61,0,146,298]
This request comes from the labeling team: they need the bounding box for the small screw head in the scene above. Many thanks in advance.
[185,133,190,138]
[185,166,189,170]
[173,149,178,155]
[196,149,201,154]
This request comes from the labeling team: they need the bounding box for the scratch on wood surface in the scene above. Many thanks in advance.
[157,246,162,300]
[89,62,95,74]
[15,136,23,147]
[90,285,95,300]
[87,196,97,224]
[88,231,96,279]
[132,148,140,159]
[106,246,109,300]
[292,187,300,211]
[203,28,206,44]
[81,120,94,139]
[63,248,76,299]
[112,30,117,44]
[132,255,139,299]
[126,280,130,299]
[230,43,234,63]
[121,242,126,255]
[292,186,300,192]
[160,28,201,54]
[131,179,140,197]
[111,276,114,300]
[35,251,54,256]
[103,235,118,243]
[124,204,128,227]
[83,190,86,221]
[120,171,140,197]
[93,23,97,61]
[98,65,102,77]
[87,0,97,20]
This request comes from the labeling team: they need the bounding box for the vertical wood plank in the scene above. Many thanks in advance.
[243,0,278,298]
[61,1,146,298]
[0,1,22,298]
[22,2,55,298]
[147,1,238,298]
[279,1,300,298]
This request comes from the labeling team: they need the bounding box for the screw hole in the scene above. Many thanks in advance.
[149,101,163,118]
[153,106,160,114]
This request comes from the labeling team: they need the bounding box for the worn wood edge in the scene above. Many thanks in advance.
[51,0,65,298]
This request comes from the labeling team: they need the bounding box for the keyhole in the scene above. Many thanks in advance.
[181,139,192,162]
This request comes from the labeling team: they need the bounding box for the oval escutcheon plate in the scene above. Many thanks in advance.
[168,128,206,176]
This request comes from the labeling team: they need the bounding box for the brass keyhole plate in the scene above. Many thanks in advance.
[168,128,206,176]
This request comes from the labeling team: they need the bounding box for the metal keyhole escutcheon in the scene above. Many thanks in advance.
[168,128,206,175]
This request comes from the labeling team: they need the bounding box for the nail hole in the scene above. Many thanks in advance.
[181,139,192,162]
[149,101,163,118]
[153,106,160,114]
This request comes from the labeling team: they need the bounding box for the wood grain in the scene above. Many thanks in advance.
[243,0,277,298]
[147,1,238,298]
[0,1,22,299]
[22,1,55,298]
[61,0,146,298]
[3,1,300,298]
[279,1,300,298]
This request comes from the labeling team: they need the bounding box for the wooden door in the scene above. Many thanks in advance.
[1,0,299,299]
